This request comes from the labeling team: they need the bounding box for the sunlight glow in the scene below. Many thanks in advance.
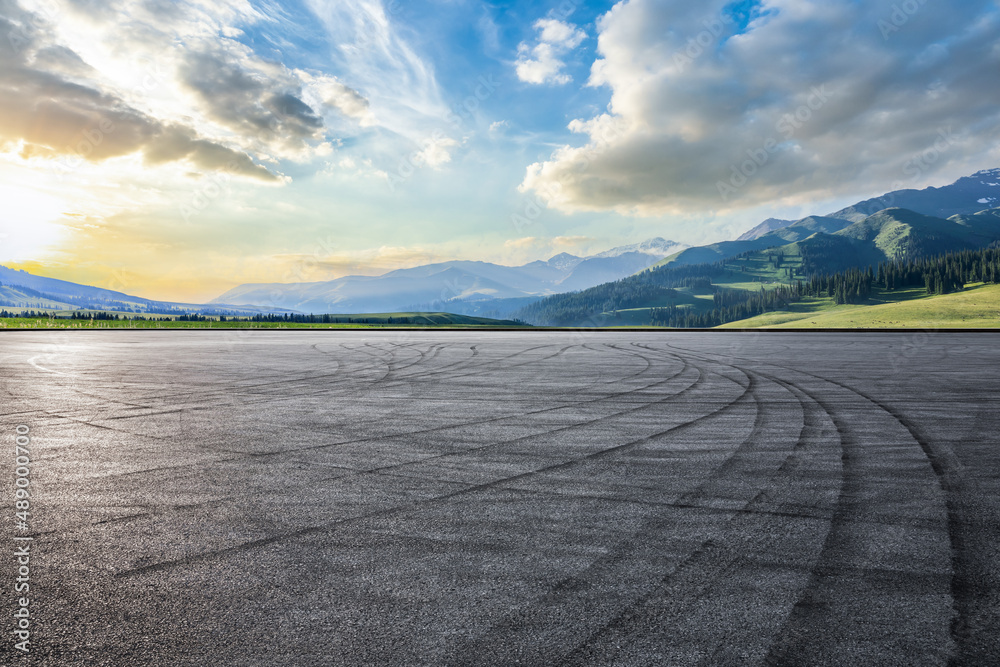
[0,184,69,262]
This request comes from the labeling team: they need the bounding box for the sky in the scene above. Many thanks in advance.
[1,0,999,302]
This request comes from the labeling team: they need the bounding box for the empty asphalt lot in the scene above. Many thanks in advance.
[1,330,998,666]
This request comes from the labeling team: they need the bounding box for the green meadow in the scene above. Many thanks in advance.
[0,312,528,329]
[718,283,1000,329]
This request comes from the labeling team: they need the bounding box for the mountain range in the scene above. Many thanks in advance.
[2,169,999,320]
[209,238,684,315]
[652,168,1000,271]
[514,169,1000,326]
[0,265,289,316]
[0,238,684,317]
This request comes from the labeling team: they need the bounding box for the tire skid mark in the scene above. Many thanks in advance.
[554,369,807,664]
[362,359,721,481]
[381,341,445,376]
[438,367,779,666]
[553,367,839,667]
[356,340,419,383]
[38,410,174,440]
[659,339,957,666]
[164,340,383,403]
[76,347,693,489]
[240,346,699,459]
[759,376,952,666]
[113,358,752,579]
[131,341,350,402]
[35,498,236,539]
[104,346,730,506]
[589,342,656,386]
[795,370,975,666]
[326,341,559,390]
[383,343,479,381]
[126,341,638,419]
[96,351,700,485]
[774,368,975,666]
[402,343,577,385]
[94,347,348,409]
[378,342,555,385]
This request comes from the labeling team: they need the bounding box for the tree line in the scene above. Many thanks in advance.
[517,245,1000,328]
[514,262,728,326]
[651,284,802,328]
[801,247,1000,304]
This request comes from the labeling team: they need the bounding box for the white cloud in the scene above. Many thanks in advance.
[0,0,376,178]
[504,236,541,250]
[0,1,283,182]
[305,0,446,127]
[521,0,1000,215]
[552,235,594,250]
[489,120,509,136]
[321,155,388,182]
[515,18,586,85]
[416,135,460,168]
[302,72,377,127]
[536,18,586,49]
[302,1,463,183]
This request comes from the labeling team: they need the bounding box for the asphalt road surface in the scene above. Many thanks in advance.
[1,330,998,666]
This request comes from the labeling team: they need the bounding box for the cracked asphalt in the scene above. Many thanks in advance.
[1,330,998,666]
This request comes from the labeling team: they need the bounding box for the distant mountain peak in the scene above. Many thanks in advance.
[590,237,684,259]
[736,218,795,241]
[826,168,1000,223]
[543,252,583,271]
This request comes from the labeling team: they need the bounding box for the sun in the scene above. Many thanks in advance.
[0,183,70,262]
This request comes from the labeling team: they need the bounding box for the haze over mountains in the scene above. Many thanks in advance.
[0,265,287,316]
[0,238,684,316]
[211,169,999,315]
[2,169,998,319]
[210,238,684,315]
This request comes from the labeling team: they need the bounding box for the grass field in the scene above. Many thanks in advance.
[6,285,1000,330]
[719,283,1000,329]
[0,312,528,329]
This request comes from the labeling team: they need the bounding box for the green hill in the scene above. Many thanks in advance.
[717,283,1000,329]
[949,208,1000,242]
[0,284,76,310]
[833,208,989,258]
[649,206,1000,276]
[513,209,1000,328]
[649,215,854,269]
